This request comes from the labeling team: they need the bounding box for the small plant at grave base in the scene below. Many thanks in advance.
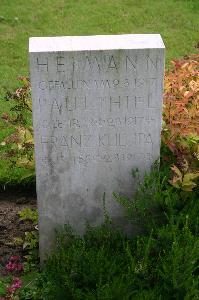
[23,230,39,271]
[169,160,199,191]
[6,277,22,298]
[0,280,6,299]
[5,256,23,274]
[0,76,34,182]
[162,54,199,191]
[17,167,199,300]
[0,277,23,300]
[0,258,23,300]
[18,208,38,225]
[17,208,39,272]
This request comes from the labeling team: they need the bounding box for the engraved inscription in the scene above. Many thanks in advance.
[34,54,161,74]
[36,114,156,130]
[40,132,153,153]
[39,151,153,168]
[38,77,157,91]
[32,49,163,173]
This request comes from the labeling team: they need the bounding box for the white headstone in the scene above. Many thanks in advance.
[29,34,165,261]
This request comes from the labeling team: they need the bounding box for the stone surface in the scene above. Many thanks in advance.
[29,34,165,261]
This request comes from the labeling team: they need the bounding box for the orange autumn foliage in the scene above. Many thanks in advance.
[163,54,199,190]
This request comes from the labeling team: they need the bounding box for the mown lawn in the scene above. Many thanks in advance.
[0,0,198,185]
[0,0,198,96]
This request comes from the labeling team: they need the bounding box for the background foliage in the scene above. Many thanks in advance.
[162,54,199,191]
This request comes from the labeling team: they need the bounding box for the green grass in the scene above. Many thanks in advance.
[0,0,198,96]
[0,0,198,186]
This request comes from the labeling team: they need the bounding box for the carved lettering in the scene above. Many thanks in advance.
[135,96,144,109]
[57,56,65,72]
[70,118,80,128]
[37,57,48,72]
[126,55,137,72]
[84,56,100,71]
[51,99,62,114]
[65,96,87,111]
[107,56,118,70]
[110,96,121,112]
[60,136,69,147]
[37,78,158,92]
[34,53,160,172]
[146,55,157,70]
[71,135,81,147]
[94,79,110,88]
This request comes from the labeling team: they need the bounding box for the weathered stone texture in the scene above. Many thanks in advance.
[29,34,165,261]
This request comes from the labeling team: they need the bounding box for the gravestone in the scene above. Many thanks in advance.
[29,34,165,261]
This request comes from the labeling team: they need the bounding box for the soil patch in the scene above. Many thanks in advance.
[0,191,37,267]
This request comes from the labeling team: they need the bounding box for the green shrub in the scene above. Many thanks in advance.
[0,76,35,187]
[19,169,199,300]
